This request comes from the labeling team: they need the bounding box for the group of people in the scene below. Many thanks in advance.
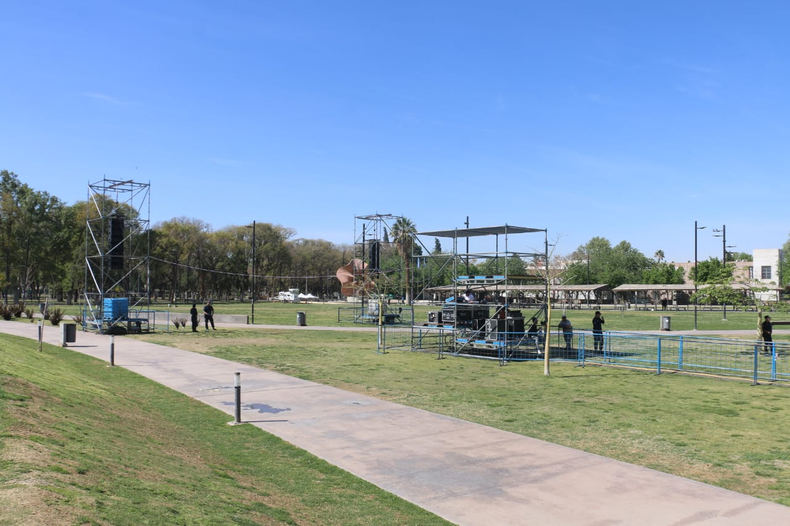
[189,301,216,332]
[526,311,606,352]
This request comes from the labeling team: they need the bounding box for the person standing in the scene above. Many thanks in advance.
[558,315,573,351]
[190,303,199,332]
[762,315,773,355]
[203,300,216,330]
[592,311,605,352]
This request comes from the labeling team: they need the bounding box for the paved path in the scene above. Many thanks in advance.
[5,321,790,525]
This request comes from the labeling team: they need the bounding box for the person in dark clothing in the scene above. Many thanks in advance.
[592,311,605,352]
[558,315,573,351]
[762,315,773,355]
[203,301,216,330]
[190,303,199,332]
[527,318,539,349]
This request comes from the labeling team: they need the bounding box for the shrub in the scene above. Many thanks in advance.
[11,304,23,318]
[172,318,181,329]
[0,304,12,321]
[48,308,64,326]
[72,314,84,325]
[24,308,34,321]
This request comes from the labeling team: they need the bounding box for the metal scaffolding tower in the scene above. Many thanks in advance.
[83,178,151,332]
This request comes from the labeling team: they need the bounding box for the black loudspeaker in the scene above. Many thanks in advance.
[369,240,380,271]
[110,217,124,269]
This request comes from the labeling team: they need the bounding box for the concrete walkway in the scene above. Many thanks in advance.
[4,321,790,525]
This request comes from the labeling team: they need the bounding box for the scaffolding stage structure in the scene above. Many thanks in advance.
[379,224,551,364]
[83,178,153,334]
[336,213,414,325]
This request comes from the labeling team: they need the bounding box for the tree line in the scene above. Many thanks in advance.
[2,170,784,305]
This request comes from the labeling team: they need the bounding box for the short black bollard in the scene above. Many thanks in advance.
[234,372,241,424]
[110,335,115,366]
[38,320,44,352]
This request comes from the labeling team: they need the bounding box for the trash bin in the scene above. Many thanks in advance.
[296,311,306,326]
[61,323,77,346]
[661,315,671,331]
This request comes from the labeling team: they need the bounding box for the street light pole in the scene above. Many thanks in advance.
[694,221,706,330]
[465,216,470,275]
[246,221,256,325]
[713,225,728,321]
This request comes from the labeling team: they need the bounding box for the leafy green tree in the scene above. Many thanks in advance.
[564,237,651,288]
[689,257,733,284]
[642,263,685,285]
[728,251,752,262]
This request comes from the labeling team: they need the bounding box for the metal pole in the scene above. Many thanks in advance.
[465,216,470,275]
[234,372,242,424]
[110,335,115,366]
[694,222,705,329]
[694,221,698,330]
[251,221,256,325]
[722,225,727,321]
[38,320,43,352]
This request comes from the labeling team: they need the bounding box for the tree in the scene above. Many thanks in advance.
[690,257,733,284]
[642,263,685,285]
[390,217,417,303]
[433,238,442,254]
[728,251,752,262]
[654,249,664,263]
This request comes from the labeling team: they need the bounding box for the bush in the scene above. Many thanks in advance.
[11,304,23,318]
[72,314,84,325]
[0,304,12,321]
[48,308,64,326]
[24,308,34,321]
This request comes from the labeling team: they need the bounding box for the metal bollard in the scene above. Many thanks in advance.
[110,335,115,366]
[38,320,44,352]
[234,372,241,424]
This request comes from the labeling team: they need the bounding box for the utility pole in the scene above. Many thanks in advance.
[251,221,256,324]
[713,225,728,321]
[694,221,706,330]
[465,216,470,275]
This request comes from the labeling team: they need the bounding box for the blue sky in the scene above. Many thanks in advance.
[3,1,789,263]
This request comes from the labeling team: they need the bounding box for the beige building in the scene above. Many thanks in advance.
[671,248,783,302]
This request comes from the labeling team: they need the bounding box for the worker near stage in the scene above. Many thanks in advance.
[592,311,605,352]
[762,315,773,355]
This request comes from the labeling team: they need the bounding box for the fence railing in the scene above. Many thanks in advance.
[384,325,790,383]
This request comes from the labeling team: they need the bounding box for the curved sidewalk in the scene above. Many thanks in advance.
[5,321,790,525]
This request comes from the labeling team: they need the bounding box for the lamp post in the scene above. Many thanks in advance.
[465,216,470,275]
[694,221,706,330]
[246,221,256,324]
[712,225,734,321]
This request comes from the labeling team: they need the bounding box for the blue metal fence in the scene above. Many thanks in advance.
[385,325,790,384]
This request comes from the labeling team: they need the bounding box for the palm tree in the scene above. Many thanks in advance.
[654,249,665,264]
[390,217,417,303]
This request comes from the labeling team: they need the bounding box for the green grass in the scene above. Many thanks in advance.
[0,334,449,525]
[136,327,790,506]
[32,299,790,336]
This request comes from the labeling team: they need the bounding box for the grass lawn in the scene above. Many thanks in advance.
[135,327,790,507]
[47,300,787,337]
[0,334,449,525]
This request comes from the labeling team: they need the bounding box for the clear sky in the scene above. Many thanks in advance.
[3,1,788,263]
